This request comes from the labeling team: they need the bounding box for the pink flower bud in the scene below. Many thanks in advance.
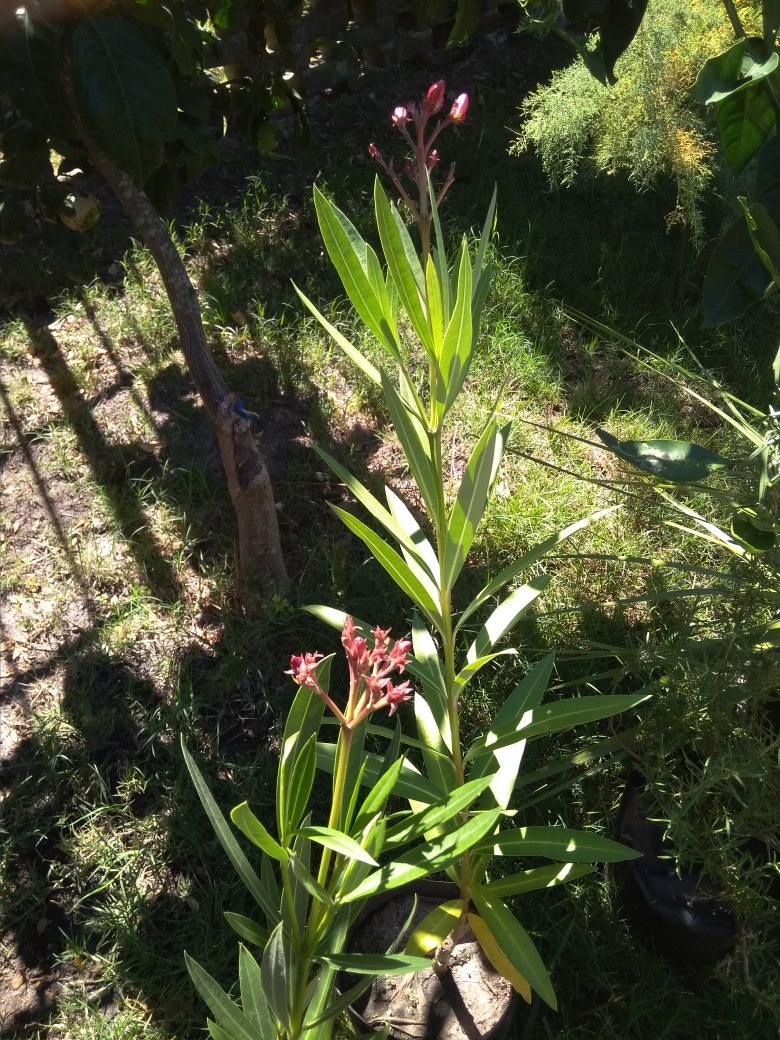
[368,142,380,159]
[427,149,439,170]
[385,680,413,716]
[425,80,446,114]
[449,93,469,123]
[392,105,409,125]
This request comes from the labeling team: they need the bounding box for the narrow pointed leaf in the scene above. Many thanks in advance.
[443,418,511,588]
[484,862,595,897]
[405,900,463,956]
[296,826,378,866]
[455,509,618,635]
[261,922,290,1030]
[475,826,641,863]
[439,239,474,415]
[224,912,268,947]
[469,891,554,1007]
[230,802,287,862]
[185,954,257,1040]
[321,953,434,974]
[466,575,551,664]
[381,370,441,524]
[316,742,444,805]
[293,283,381,384]
[468,912,531,1002]
[330,505,441,623]
[342,809,501,903]
[181,740,279,924]
[386,775,494,847]
[239,945,275,1036]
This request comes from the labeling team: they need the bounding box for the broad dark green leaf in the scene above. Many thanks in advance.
[713,84,776,173]
[740,198,780,284]
[470,887,557,1009]
[731,508,777,552]
[764,0,780,51]
[693,38,779,105]
[448,0,481,45]
[70,16,177,185]
[0,14,67,136]
[598,0,649,84]
[596,428,731,482]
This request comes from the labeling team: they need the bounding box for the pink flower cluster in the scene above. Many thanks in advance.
[287,617,413,729]
[367,80,469,244]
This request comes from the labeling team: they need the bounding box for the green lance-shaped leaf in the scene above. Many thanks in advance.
[455,509,617,635]
[185,953,257,1040]
[385,775,495,847]
[408,615,450,743]
[473,185,498,292]
[415,688,457,796]
[230,802,288,862]
[316,742,445,806]
[386,487,441,586]
[438,238,475,418]
[70,17,177,186]
[469,886,557,1010]
[261,922,291,1031]
[483,862,596,898]
[448,0,481,45]
[238,945,275,1037]
[465,575,551,665]
[428,172,451,322]
[293,283,381,384]
[313,184,400,359]
[321,953,434,975]
[353,757,405,836]
[296,825,378,867]
[468,655,555,809]
[595,428,731,482]
[278,681,326,840]
[180,740,279,925]
[224,912,268,947]
[374,178,435,359]
[425,254,444,358]
[341,808,502,903]
[465,691,650,764]
[381,371,442,524]
[443,416,511,589]
[330,505,442,625]
[474,825,641,863]
[316,445,439,588]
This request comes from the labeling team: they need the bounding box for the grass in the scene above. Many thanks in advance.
[1,31,778,1040]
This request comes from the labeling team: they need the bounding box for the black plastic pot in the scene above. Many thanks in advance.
[613,774,739,963]
[339,879,518,1040]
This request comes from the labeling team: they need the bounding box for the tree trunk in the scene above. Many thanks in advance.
[64,70,287,597]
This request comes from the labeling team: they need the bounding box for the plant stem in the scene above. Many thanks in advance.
[720,0,746,38]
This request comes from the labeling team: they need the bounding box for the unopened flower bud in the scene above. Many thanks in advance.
[403,158,415,179]
[368,142,380,159]
[427,149,439,170]
[425,80,446,114]
[392,105,409,125]
[449,93,469,123]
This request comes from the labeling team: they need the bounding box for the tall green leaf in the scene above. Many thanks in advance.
[374,178,434,357]
[443,417,511,588]
[238,945,275,1036]
[483,862,595,897]
[380,371,441,524]
[438,238,474,417]
[341,809,502,903]
[181,740,279,925]
[230,802,287,862]
[466,575,551,664]
[313,184,400,358]
[70,17,177,185]
[185,954,257,1040]
[330,505,441,624]
[474,825,641,863]
[261,922,291,1031]
[293,283,381,384]
[316,742,444,805]
[469,887,557,1010]
[278,683,326,840]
